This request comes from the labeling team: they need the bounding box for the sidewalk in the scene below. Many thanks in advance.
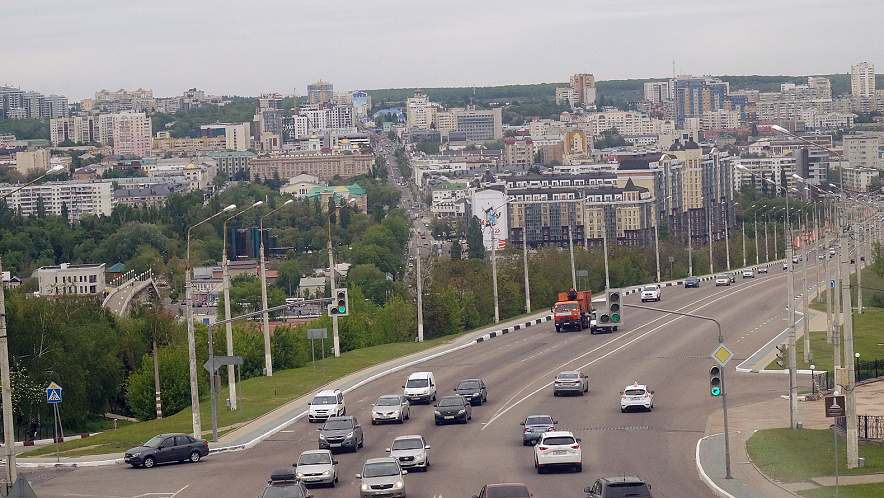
[12,311,556,468]
[700,305,884,497]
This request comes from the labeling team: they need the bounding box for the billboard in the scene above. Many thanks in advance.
[472,189,508,251]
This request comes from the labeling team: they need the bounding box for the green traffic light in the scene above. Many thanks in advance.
[338,306,346,313]
[711,387,721,396]
[611,314,620,322]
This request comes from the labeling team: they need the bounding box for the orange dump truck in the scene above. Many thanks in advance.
[553,289,592,332]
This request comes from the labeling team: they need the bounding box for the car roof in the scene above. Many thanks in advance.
[439,395,465,401]
[299,449,332,455]
[458,378,482,382]
[540,430,575,438]
[525,414,554,421]
[408,371,432,378]
[324,415,353,421]
[625,382,648,390]
[315,389,341,395]
[364,456,398,465]
[486,483,530,488]
[392,434,425,441]
[599,476,647,484]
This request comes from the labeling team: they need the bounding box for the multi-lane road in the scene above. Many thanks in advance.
[30,261,819,498]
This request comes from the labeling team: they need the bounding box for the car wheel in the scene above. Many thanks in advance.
[555,326,561,333]
[553,391,559,397]
[358,437,364,448]
[523,440,528,446]
[130,463,140,468]
[579,389,584,396]
[405,409,410,420]
[621,407,626,413]
[435,421,440,426]
[143,456,156,469]
[372,420,377,425]
[537,465,544,474]
[576,463,582,472]
[477,397,483,406]
[613,326,618,331]
[189,451,201,463]
[432,393,436,401]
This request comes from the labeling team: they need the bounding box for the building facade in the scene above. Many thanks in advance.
[0,180,113,221]
[249,153,373,182]
[36,263,106,296]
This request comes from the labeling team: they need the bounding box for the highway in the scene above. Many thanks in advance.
[29,260,822,498]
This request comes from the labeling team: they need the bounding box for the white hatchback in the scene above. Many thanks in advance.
[534,431,582,473]
[620,383,654,412]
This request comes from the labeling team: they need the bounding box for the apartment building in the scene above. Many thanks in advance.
[644,81,671,104]
[13,149,51,173]
[0,86,67,119]
[205,150,256,180]
[36,263,106,296]
[0,180,113,221]
[842,166,879,192]
[581,110,675,136]
[504,138,534,167]
[851,62,876,97]
[406,90,436,130]
[433,107,503,141]
[249,152,372,182]
[844,135,880,169]
[307,81,334,104]
[556,73,597,108]
[113,186,171,208]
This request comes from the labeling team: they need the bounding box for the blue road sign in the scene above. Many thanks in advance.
[47,382,62,404]
[831,279,836,288]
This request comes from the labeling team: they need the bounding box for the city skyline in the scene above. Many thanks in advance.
[4,0,883,101]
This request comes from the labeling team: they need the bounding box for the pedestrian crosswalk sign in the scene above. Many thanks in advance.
[47,382,62,404]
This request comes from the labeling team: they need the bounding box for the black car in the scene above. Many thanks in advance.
[434,395,472,425]
[318,416,364,452]
[684,276,700,288]
[124,433,209,468]
[584,476,652,497]
[261,468,314,498]
[453,379,488,406]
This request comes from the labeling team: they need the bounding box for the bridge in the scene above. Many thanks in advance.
[102,269,161,316]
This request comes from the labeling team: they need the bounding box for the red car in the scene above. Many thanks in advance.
[472,483,532,498]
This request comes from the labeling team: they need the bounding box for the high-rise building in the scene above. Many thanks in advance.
[111,112,153,157]
[0,180,114,222]
[406,90,435,130]
[851,62,876,97]
[307,81,334,104]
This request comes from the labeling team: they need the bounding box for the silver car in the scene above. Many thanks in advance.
[295,449,337,487]
[386,434,431,471]
[553,371,589,396]
[357,457,407,498]
[371,395,410,425]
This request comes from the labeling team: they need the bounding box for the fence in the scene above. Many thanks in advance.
[835,415,884,440]
[812,357,884,393]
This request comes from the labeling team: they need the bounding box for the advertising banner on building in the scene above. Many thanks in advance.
[472,189,508,251]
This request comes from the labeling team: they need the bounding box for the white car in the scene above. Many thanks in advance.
[757,266,768,273]
[308,389,346,422]
[295,449,338,487]
[534,431,582,473]
[742,269,754,278]
[640,285,661,302]
[715,275,731,286]
[386,435,431,472]
[620,382,654,412]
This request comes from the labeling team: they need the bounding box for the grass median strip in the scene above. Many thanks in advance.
[798,483,884,497]
[747,428,884,482]
[20,335,460,458]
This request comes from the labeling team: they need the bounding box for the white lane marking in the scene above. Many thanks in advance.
[170,486,190,498]
[483,278,770,431]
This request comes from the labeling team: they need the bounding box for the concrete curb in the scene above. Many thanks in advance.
[696,434,736,498]
[2,432,98,448]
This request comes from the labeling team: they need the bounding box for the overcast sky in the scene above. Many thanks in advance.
[5,0,882,101]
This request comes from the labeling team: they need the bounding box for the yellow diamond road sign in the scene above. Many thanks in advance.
[712,344,733,366]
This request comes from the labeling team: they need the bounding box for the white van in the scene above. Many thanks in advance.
[402,372,436,404]
[307,389,346,422]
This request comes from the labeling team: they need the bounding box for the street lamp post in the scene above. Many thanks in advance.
[708,202,714,275]
[764,208,770,263]
[221,200,263,410]
[0,164,66,491]
[687,207,693,277]
[186,204,236,439]
[259,199,293,376]
[751,204,760,266]
[327,198,357,355]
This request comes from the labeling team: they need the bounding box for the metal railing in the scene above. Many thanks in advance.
[835,414,884,440]
[812,357,884,392]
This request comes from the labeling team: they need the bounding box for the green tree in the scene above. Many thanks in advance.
[450,239,462,260]
[276,259,302,296]
[466,216,485,259]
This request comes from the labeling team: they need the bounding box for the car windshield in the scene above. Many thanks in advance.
[312,396,338,405]
[604,482,652,497]
[437,397,463,407]
[542,436,576,445]
[488,486,531,498]
[322,419,353,430]
[298,453,331,465]
[554,303,578,311]
[457,381,480,389]
[363,462,400,478]
[557,373,578,380]
[391,438,424,450]
[375,396,400,406]
[406,378,428,388]
[625,388,646,396]
[262,483,307,498]
[717,275,728,279]
[642,286,657,292]
[143,435,166,448]
[525,416,553,426]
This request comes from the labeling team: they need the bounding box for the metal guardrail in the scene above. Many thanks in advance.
[812,357,884,392]
[835,414,884,440]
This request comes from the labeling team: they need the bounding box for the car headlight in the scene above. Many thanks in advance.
[392,410,400,416]
[457,409,465,415]
[346,432,354,438]
[434,411,441,416]
[130,451,141,457]
[394,479,404,489]
[319,433,326,439]
[296,472,304,478]
[361,483,369,491]
[322,470,330,476]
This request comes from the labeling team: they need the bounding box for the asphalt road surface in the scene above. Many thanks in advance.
[27,260,826,498]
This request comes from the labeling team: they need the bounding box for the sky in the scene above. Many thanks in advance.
[5,0,883,102]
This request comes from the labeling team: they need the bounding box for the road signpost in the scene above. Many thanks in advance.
[711,343,733,479]
[46,382,63,462]
[307,328,328,378]
[826,394,847,495]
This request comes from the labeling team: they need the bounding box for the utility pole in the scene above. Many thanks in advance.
[839,203,859,468]
[0,256,18,491]
[802,208,810,363]
[416,235,424,342]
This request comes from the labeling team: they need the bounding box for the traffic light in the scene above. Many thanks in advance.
[709,365,722,396]
[775,344,786,369]
[607,289,623,326]
[328,288,349,316]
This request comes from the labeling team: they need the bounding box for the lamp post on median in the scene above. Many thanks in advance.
[328,197,358,354]
[0,164,66,492]
[186,203,237,439]
[751,204,761,266]
[221,200,263,410]
[259,199,293,376]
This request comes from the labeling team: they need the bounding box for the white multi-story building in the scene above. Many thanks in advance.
[644,81,671,104]
[0,180,113,221]
[225,122,251,151]
[406,90,435,130]
[36,263,106,296]
[112,111,152,157]
[14,149,51,173]
[580,110,675,137]
[844,135,880,169]
[701,109,742,131]
[843,166,879,192]
[851,62,876,97]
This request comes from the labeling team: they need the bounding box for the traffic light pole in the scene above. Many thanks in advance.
[626,302,731,479]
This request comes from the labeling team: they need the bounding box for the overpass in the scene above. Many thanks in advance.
[102,269,161,316]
